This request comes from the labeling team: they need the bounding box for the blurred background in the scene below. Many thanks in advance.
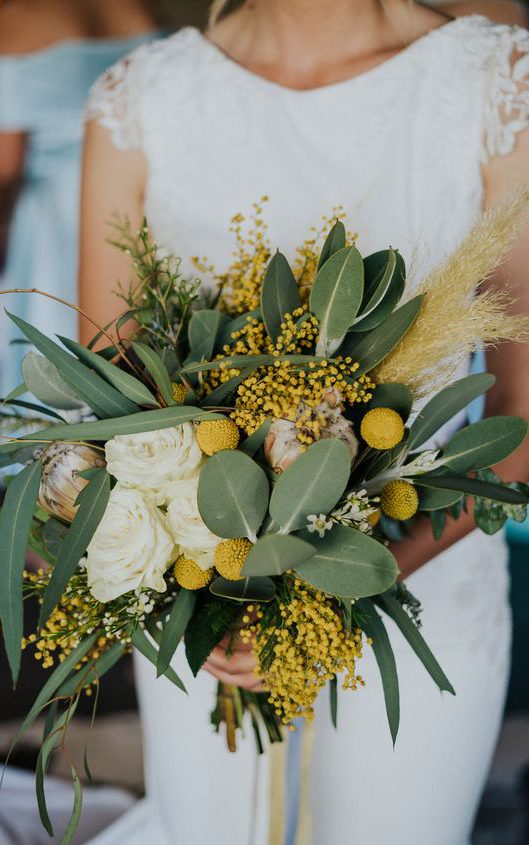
[0,1,528,843]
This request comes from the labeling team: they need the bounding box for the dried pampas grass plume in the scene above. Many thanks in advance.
[374,190,529,396]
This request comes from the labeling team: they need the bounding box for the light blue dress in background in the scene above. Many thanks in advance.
[0,34,158,396]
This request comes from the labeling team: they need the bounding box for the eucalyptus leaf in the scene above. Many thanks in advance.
[261,251,301,343]
[197,450,269,541]
[310,246,364,352]
[317,220,347,270]
[417,485,463,511]
[368,383,413,421]
[0,459,42,683]
[353,250,405,332]
[188,310,231,361]
[59,337,159,407]
[240,419,272,456]
[132,342,174,405]
[408,374,496,450]
[296,525,398,598]
[356,598,400,744]
[210,576,276,602]
[60,766,83,845]
[15,635,98,739]
[329,675,338,729]
[242,533,315,577]
[22,352,85,411]
[157,589,196,678]
[8,314,137,418]
[0,406,221,454]
[375,593,454,694]
[413,474,528,504]
[339,296,423,375]
[202,367,257,407]
[440,416,528,472]
[3,382,28,402]
[270,439,351,534]
[39,470,111,626]
[218,309,262,348]
[132,627,187,692]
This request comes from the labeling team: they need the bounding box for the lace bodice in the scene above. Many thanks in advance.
[85,16,529,292]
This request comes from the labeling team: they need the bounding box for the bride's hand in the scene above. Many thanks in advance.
[203,634,265,692]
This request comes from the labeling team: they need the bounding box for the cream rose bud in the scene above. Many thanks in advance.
[166,477,220,570]
[86,485,176,603]
[104,423,202,499]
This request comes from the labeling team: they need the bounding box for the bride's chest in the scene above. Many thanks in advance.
[141,67,485,287]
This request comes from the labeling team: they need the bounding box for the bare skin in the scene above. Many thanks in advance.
[79,0,529,690]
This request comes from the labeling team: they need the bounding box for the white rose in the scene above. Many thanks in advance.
[104,424,202,500]
[166,477,220,570]
[86,485,176,602]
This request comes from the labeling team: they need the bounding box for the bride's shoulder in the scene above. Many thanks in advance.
[85,28,204,151]
[435,16,529,159]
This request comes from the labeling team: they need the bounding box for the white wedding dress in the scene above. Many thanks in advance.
[84,16,529,845]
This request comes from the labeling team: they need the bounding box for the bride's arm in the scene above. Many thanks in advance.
[78,121,146,346]
[395,131,529,579]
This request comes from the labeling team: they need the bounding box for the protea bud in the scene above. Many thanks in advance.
[264,419,303,473]
[38,443,105,523]
[323,415,359,461]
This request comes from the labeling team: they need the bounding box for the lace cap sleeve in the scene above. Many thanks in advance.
[85,41,153,152]
[484,25,529,160]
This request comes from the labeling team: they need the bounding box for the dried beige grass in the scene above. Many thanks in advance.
[374,191,529,396]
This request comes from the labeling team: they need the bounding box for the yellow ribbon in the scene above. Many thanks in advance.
[267,721,314,845]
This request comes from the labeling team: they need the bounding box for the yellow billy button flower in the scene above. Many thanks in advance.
[360,407,405,450]
[214,538,253,581]
[380,480,419,521]
[196,419,240,455]
[174,554,214,590]
[171,382,187,404]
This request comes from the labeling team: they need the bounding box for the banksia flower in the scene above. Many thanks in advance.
[196,419,240,455]
[380,480,419,521]
[214,538,253,580]
[174,554,214,590]
[360,407,405,450]
[38,443,105,523]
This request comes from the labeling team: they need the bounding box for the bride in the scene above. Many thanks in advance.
[79,1,529,843]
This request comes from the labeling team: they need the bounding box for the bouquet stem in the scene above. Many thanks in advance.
[212,682,284,753]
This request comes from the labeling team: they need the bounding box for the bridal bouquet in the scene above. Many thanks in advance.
[1,199,528,841]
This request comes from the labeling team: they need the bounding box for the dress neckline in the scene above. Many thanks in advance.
[186,15,482,95]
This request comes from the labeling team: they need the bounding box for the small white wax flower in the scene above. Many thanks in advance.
[307,513,333,538]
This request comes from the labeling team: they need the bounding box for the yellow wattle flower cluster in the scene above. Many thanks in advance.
[201,307,374,437]
[217,199,272,315]
[243,580,365,725]
[22,569,108,675]
[233,358,374,437]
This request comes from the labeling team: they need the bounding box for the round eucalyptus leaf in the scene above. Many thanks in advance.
[197,450,269,541]
[269,439,351,534]
[242,533,315,577]
[295,525,398,598]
